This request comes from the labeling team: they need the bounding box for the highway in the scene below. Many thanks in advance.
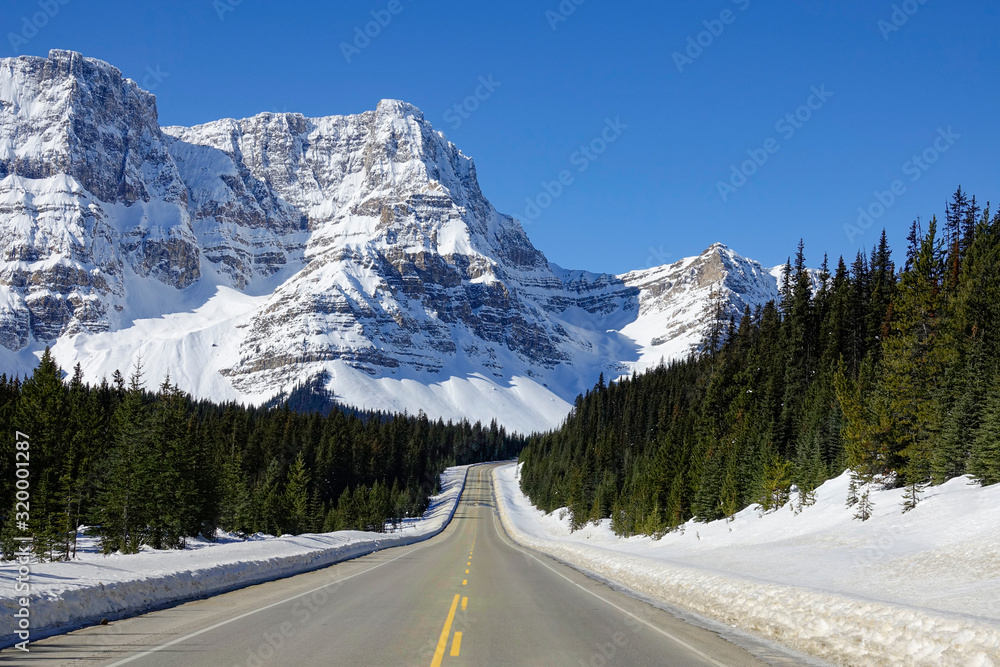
[4,466,782,666]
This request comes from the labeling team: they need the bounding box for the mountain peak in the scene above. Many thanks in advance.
[35,49,128,83]
[47,48,83,62]
[0,51,793,433]
[0,47,178,205]
[376,98,425,121]
[1,50,126,90]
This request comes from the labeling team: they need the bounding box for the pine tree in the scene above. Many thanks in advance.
[258,458,287,535]
[900,480,924,513]
[147,379,198,548]
[779,240,815,458]
[835,358,893,478]
[284,453,311,534]
[878,218,949,485]
[61,363,100,559]
[854,484,874,522]
[97,363,152,554]
[758,456,792,513]
[849,469,876,521]
[932,378,979,484]
[218,449,252,534]
[868,231,895,362]
[793,431,826,509]
[970,385,1000,485]
[15,348,70,559]
[849,250,871,371]
[0,374,19,548]
[332,486,354,531]
[845,473,859,509]
[944,186,968,269]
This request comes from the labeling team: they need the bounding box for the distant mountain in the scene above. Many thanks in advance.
[0,50,802,433]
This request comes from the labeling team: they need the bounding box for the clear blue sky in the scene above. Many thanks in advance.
[4,0,998,273]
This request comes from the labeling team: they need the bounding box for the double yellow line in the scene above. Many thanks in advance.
[431,594,461,665]
[430,479,480,665]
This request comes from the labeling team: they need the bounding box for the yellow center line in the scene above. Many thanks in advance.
[430,594,460,667]
[462,579,467,585]
[461,596,468,611]
[450,632,463,657]
[465,569,469,574]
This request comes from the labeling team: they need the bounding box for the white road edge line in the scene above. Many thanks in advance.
[106,476,473,666]
[488,466,730,667]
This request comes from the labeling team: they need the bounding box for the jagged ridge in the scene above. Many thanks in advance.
[0,50,794,433]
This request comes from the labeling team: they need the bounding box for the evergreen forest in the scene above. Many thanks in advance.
[519,189,1000,535]
[0,357,523,560]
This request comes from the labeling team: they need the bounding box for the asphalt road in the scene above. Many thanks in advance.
[4,465,783,666]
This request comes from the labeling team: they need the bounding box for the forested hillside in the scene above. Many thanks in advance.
[0,357,523,560]
[520,188,1000,535]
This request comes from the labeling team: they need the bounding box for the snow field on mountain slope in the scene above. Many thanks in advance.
[323,362,571,434]
[46,280,263,402]
[494,464,1000,666]
[0,467,470,646]
[1,286,575,434]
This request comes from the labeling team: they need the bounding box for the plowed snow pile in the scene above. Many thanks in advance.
[0,467,468,644]
[494,464,1000,666]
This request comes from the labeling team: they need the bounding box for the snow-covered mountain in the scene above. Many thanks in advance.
[0,50,797,433]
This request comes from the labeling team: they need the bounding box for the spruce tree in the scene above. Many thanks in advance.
[218,450,252,535]
[878,218,949,485]
[97,363,152,554]
[15,348,70,559]
[868,231,895,362]
[854,483,874,522]
[284,453,311,534]
[932,379,979,484]
[61,363,101,559]
[258,458,287,535]
[148,379,199,548]
[793,431,826,509]
[970,385,1000,485]
[758,456,792,513]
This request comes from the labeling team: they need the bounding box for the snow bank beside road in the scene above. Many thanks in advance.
[0,466,469,645]
[493,464,1000,666]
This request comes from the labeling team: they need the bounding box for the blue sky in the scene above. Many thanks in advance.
[5,0,998,274]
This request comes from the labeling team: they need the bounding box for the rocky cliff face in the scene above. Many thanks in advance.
[162,100,581,393]
[0,51,794,432]
[618,244,787,368]
[0,50,199,350]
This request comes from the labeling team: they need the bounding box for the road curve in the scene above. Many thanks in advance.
[3,465,777,666]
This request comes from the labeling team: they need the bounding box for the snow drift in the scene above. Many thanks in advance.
[494,464,1000,666]
[0,466,469,646]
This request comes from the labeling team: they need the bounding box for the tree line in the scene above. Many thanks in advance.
[0,357,524,560]
[519,188,1000,535]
